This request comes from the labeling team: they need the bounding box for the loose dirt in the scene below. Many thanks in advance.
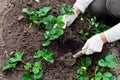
[0,0,120,80]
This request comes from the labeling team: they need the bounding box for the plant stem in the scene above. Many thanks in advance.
[21,60,26,64]
[14,68,26,71]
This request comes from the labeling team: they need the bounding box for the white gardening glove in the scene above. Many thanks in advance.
[104,23,120,42]
[62,10,78,29]
[54,10,78,29]
[82,34,104,55]
[82,23,120,55]
[74,0,93,13]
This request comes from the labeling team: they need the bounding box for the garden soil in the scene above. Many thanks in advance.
[0,0,120,80]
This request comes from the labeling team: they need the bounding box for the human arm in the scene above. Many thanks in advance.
[60,0,93,29]
[82,23,120,55]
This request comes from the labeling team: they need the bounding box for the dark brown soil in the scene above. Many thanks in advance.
[0,0,120,80]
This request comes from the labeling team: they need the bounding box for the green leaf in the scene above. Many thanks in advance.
[56,16,64,28]
[44,31,50,39]
[3,63,17,71]
[43,50,54,63]
[36,7,51,17]
[33,71,43,79]
[22,8,30,14]
[35,0,40,2]
[15,52,24,60]
[34,51,44,58]
[110,76,116,80]
[32,61,42,74]
[79,29,84,35]
[98,59,107,67]
[8,52,24,63]
[42,39,51,46]
[79,57,91,67]
[22,8,35,16]
[49,28,64,40]
[60,5,74,15]
[22,73,33,80]
[95,72,103,80]
[107,61,116,68]
[103,72,112,78]
[8,58,19,63]
[24,63,32,70]
[77,68,87,77]
[57,16,63,21]
[105,54,116,61]
[42,15,56,30]
[29,15,39,24]
[77,76,89,80]
[103,77,109,80]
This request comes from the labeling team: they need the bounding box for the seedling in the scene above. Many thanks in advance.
[3,50,54,80]
[95,72,116,80]
[22,7,51,25]
[77,57,91,80]
[76,53,117,80]
[42,15,64,31]
[77,67,89,80]
[3,52,24,71]
[98,53,116,68]
[42,28,64,46]
[79,12,109,41]
[60,5,74,15]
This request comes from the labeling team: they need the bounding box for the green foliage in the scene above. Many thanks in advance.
[23,74,33,80]
[32,61,42,74]
[77,67,89,80]
[76,53,117,80]
[95,72,114,80]
[34,50,54,63]
[22,7,65,47]
[98,53,116,68]
[60,5,74,15]
[42,28,64,46]
[42,15,64,31]
[3,63,17,71]
[3,52,23,71]
[33,71,43,79]
[8,52,24,63]
[24,63,32,70]
[3,50,54,80]
[87,16,109,34]
[79,12,109,41]
[79,57,91,67]
[79,29,90,41]
[22,7,51,24]
[42,15,57,30]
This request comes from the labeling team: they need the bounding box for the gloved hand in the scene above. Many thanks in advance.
[54,10,78,29]
[82,34,104,55]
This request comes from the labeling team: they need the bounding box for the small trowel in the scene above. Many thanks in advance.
[58,49,86,66]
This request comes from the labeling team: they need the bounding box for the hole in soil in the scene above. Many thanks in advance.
[57,39,82,53]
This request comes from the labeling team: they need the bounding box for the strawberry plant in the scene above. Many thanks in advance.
[3,50,54,80]
[22,5,76,47]
[42,28,64,46]
[22,7,51,25]
[42,15,64,31]
[79,12,109,41]
[77,57,91,80]
[76,53,117,80]
[3,52,24,71]
[60,5,74,15]
[98,53,116,68]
